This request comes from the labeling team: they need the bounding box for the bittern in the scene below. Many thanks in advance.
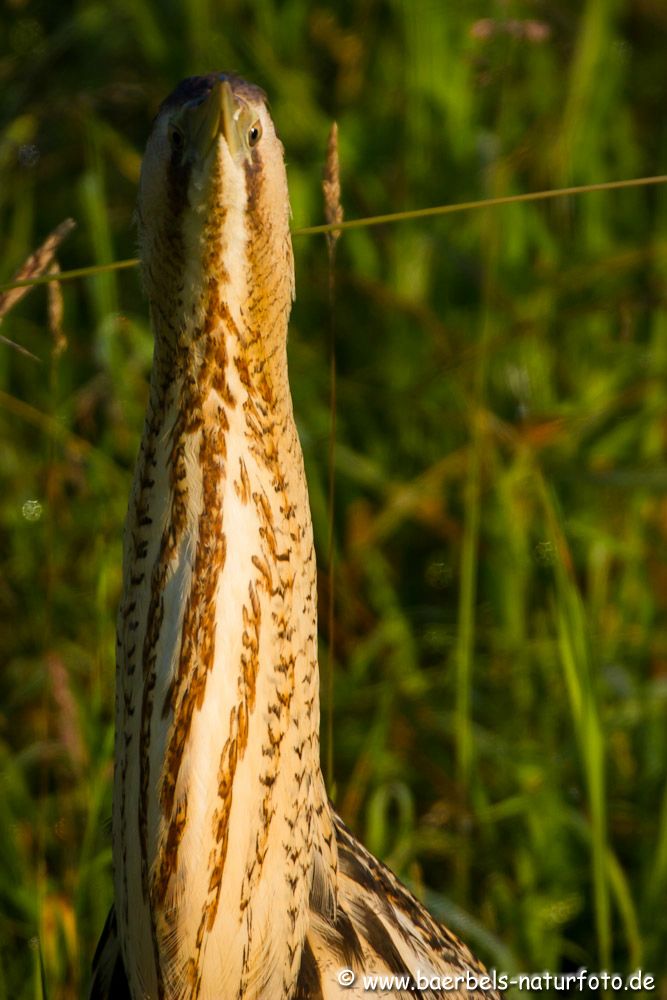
[90,73,501,1000]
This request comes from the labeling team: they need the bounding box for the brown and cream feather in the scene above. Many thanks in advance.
[89,73,501,1000]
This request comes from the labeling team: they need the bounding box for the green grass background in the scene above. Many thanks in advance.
[1,1,667,996]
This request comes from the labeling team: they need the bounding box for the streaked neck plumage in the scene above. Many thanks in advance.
[113,75,336,1000]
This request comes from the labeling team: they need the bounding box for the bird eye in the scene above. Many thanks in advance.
[248,121,262,147]
[169,124,184,151]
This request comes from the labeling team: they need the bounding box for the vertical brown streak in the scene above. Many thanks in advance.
[150,175,233,932]
[250,485,295,884]
[157,419,227,811]
[118,386,167,946]
[152,380,229,909]
[135,166,235,1000]
[190,580,261,993]
[234,456,251,503]
[139,391,190,893]
[136,374,194,999]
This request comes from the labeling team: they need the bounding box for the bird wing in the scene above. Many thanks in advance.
[298,813,502,1000]
[89,905,131,1000]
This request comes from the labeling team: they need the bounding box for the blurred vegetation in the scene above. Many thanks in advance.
[1,1,667,997]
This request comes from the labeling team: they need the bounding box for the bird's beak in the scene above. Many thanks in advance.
[191,80,242,161]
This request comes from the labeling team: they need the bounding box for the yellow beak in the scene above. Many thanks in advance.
[191,80,241,159]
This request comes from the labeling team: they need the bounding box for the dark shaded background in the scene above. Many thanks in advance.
[1,1,667,996]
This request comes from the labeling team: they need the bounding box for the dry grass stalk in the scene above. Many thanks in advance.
[47,262,67,358]
[0,218,76,360]
[322,122,343,258]
[322,122,343,790]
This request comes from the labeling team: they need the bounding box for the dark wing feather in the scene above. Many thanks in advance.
[89,905,131,1000]
[301,812,502,999]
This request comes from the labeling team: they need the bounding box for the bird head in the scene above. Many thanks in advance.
[136,73,295,346]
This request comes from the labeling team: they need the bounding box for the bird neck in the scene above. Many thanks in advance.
[114,267,336,998]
